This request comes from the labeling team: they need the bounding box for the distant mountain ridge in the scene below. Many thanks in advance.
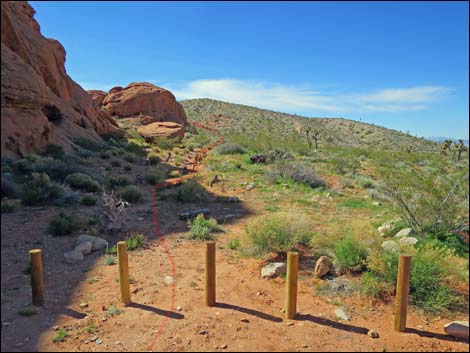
[427,137,469,146]
[181,98,439,151]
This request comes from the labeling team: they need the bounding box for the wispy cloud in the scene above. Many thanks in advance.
[169,79,451,114]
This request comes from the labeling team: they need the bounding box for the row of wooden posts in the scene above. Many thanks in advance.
[28,242,412,332]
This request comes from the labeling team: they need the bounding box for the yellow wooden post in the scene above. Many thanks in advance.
[394,255,412,332]
[29,249,44,306]
[205,241,216,306]
[117,241,131,305]
[285,251,298,320]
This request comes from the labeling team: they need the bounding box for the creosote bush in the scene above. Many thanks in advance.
[246,212,313,255]
[48,212,80,236]
[176,179,209,202]
[21,173,63,206]
[265,160,326,188]
[334,236,368,272]
[144,166,169,185]
[65,173,101,192]
[188,214,223,240]
[117,185,143,203]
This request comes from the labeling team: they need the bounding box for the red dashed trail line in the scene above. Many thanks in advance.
[148,121,224,351]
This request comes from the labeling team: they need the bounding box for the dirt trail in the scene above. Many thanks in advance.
[1,123,468,352]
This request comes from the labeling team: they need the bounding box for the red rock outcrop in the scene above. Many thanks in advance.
[137,122,185,141]
[1,1,123,158]
[102,82,188,126]
[87,90,108,107]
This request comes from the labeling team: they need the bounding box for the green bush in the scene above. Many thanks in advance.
[21,173,63,206]
[217,143,246,155]
[99,150,112,159]
[104,255,115,266]
[144,166,168,185]
[147,153,161,166]
[123,153,136,163]
[117,185,143,203]
[176,179,209,202]
[265,161,326,189]
[45,144,64,159]
[107,176,132,189]
[80,195,97,206]
[47,213,80,236]
[126,232,146,250]
[227,238,241,250]
[65,173,101,192]
[246,213,313,255]
[334,236,368,271]
[110,158,121,167]
[52,328,69,342]
[188,214,222,240]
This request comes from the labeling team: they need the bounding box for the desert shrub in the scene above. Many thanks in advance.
[144,166,168,185]
[123,164,132,171]
[48,213,80,236]
[331,156,361,175]
[365,245,467,313]
[13,155,37,174]
[176,179,209,202]
[123,153,136,163]
[80,195,97,206]
[21,173,63,206]
[110,158,121,167]
[360,272,384,298]
[44,144,64,159]
[353,174,374,189]
[246,213,313,255]
[74,137,102,152]
[126,232,146,250]
[375,153,469,242]
[117,185,143,203]
[217,143,246,155]
[420,231,468,257]
[227,238,241,250]
[107,176,132,189]
[99,150,112,159]
[53,189,80,207]
[1,174,18,198]
[188,214,222,240]
[104,255,115,266]
[169,170,181,178]
[52,329,69,342]
[29,156,82,182]
[265,160,326,188]
[1,201,16,213]
[147,153,161,166]
[17,306,38,316]
[65,173,101,192]
[334,236,368,272]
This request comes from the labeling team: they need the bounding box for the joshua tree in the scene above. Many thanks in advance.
[440,139,453,156]
[302,127,321,150]
[455,139,468,161]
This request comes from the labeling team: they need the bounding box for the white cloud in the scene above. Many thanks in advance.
[168,79,451,114]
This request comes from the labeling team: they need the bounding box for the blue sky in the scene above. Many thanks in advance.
[31,1,469,139]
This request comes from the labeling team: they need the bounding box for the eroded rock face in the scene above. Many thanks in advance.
[137,121,185,141]
[1,1,123,158]
[102,82,188,126]
[87,90,108,107]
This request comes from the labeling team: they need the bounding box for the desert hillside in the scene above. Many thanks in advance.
[182,98,439,152]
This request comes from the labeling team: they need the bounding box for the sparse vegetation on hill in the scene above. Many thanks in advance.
[181,98,439,152]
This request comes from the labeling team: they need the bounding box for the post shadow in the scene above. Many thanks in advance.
[127,302,185,320]
[296,314,369,335]
[405,328,469,344]
[215,302,283,322]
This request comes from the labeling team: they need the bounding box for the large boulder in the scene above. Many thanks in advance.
[314,256,330,278]
[102,82,188,126]
[443,321,469,339]
[261,262,286,279]
[76,234,108,251]
[1,1,123,158]
[137,121,185,141]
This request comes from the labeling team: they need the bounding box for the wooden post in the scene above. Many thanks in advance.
[205,241,216,306]
[29,249,44,306]
[285,251,299,320]
[117,241,131,305]
[394,255,412,332]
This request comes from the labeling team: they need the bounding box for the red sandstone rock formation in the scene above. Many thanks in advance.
[1,1,123,158]
[102,82,188,126]
[87,90,108,107]
[137,122,185,141]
